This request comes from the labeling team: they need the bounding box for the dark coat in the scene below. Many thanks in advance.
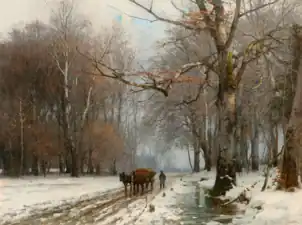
[159,172,166,181]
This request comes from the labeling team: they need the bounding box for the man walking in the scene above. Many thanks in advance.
[159,170,166,190]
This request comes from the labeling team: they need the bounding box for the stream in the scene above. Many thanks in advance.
[175,181,241,225]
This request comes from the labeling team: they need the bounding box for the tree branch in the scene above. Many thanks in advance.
[128,0,200,30]
[239,0,279,18]
[225,0,241,49]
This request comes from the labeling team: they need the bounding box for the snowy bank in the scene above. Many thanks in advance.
[198,169,274,201]
[232,183,302,225]
[194,168,302,225]
[0,176,122,222]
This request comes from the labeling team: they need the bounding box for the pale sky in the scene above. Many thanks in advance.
[0,0,185,60]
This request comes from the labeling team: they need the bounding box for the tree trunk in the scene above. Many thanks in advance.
[19,98,24,176]
[2,150,9,176]
[210,117,219,167]
[212,96,237,196]
[204,149,212,171]
[234,83,243,173]
[58,154,64,174]
[193,150,200,172]
[211,49,237,196]
[88,148,94,174]
[41,159,47,177]
[95,164,101,175]
[187,147,194,172]
[251,113,259,171]
[200,141,211,171]
[202,90,211,171]
[80,159,84,174]
[240,127,249,170]
[193,140,200,172]
[272,124,279,167]
[193,0,240,197]
[71,150,79,177]
[279,25,302,189]
[61,98,76,176]
[280,128,299,189]
[32,154,39,176]
[111,159,117,175]
[64,147,71,174]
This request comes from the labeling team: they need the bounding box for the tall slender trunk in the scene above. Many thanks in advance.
[193,138,200,172]
[272,124,279,167]
[187,147,194,172]
[240,125,249,170]
[88,148,94,174]
[269,123,278,167]
[203,89,211,171]
[111,159,117,175]
[210,116,219,167]
[59,59,77,177]
[251,113,259,171]
[71,151,78,177]
[32,154,39,176]
[19,98,24,176]
[77,84,93,175]
[65,156,71,173]
[58,154,64,174]
[203,148,212,171]
[193,151,201,172]
[200,140,211,171]
[234,83,243,172]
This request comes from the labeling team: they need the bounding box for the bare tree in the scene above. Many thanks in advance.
[48,0,93,177]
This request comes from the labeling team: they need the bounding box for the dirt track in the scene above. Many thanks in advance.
[2,173,183,225]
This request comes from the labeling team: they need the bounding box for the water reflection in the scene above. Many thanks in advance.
[194,184,200,206]
[176,181,240,225]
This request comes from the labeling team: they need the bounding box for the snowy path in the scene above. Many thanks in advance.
[97,173,184,225]
[0,173,183,225]
[0,176,122,224]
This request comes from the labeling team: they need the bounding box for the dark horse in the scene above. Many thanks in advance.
[119,172,133,197]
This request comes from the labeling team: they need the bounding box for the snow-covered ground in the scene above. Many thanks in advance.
[230,171,302,225]
[130,167,302,225]
[196,168,302,225]
[126,178,186,225]
[2,169,300,225]
[93,174,186,225]
[0,175,123,223]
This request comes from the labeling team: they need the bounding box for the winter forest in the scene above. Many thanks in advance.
[2,0,302,224]
[1,0,302,205]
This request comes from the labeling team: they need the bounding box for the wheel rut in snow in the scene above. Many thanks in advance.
[1,174,183,225]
